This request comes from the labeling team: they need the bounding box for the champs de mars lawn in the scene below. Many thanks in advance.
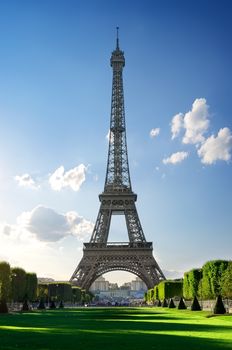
[0,307,232,350]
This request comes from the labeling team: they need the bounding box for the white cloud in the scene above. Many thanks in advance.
[163,151,189,165]
[171,113,184,139]
[15,174,39,189]
[198,127,232,164]
[0,206,94,279]
[171,98,209,144]
[150,128,160,138]
[49,164,87,191]
[183,98,209,144]
[17,205,93,242]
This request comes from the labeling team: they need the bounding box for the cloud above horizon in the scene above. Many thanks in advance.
[169,98,232,165]
[49,164,87,191]
[150,128,160,138]
[15,174,39,189]
[3,205,94,243]
[198,127,232,164]
[171,98,210,144]
[163,151,189,165]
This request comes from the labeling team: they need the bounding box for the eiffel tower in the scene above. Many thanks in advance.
[70,29,165,290]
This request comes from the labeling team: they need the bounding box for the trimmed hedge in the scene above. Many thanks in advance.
[48,282,73,302]
[183,269,202,299]
[221,261,232,298]
[199,260,229,299]
[157,280,183,300]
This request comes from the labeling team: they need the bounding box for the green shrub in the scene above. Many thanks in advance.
[213,295,226,314]
[191,296,201,311]
[162,299,168,307]
[168,298,175,308]
[178,297,186,310]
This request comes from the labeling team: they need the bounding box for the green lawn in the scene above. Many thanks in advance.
[0,307,232,350]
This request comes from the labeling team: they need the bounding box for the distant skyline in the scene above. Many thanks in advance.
[0,0,232,285]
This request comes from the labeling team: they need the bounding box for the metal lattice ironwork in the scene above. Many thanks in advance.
[70,29,165,289]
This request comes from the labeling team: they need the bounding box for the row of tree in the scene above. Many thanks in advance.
[38,283,93,303]
[0,261,37,302]
[0,261,94,308]
[145,260,232,303]
[184,260,232,299]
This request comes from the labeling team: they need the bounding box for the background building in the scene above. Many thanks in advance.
[90,275,147,302]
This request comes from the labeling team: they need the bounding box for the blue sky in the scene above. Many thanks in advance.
[0,0,231,284]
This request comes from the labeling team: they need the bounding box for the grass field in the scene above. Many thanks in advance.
[0,307,232,350]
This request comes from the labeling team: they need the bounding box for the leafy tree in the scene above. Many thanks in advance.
[200,260,229,299]
[26,273,37,301]
[183,269,202,299]
[11,267,27,302]
[0,261,11,301]
[37,284,48,302]
[37,299,46,309]
[183,272,190,299]
[221,261,232,298]
[154,285,159,300]
[72,286,82,303]
[147,289,154,303]
[144,292,147,303]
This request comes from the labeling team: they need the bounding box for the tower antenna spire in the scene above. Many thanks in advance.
[116,26,119,49]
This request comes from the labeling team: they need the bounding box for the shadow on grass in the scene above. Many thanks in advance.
[0,308,231,350]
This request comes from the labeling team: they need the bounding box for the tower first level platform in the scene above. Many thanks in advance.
[70,242,164,290]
